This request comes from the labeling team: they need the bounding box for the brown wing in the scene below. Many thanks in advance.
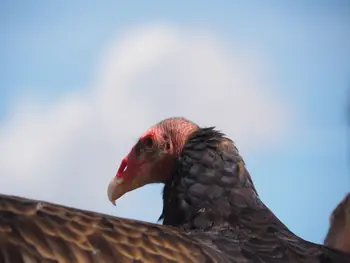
[0,194,224,263]
[324,193,350,253]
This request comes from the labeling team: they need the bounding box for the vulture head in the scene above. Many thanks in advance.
[108,117,199,205]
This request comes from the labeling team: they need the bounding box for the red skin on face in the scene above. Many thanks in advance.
[108,117,199,205]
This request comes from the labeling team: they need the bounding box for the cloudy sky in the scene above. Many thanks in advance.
[1,1,350,244]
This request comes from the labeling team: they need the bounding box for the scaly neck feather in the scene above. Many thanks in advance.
[160,127,263,230]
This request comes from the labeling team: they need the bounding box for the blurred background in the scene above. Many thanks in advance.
[1,1,349,244]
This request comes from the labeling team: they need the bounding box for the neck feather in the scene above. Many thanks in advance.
[159,127,262,229]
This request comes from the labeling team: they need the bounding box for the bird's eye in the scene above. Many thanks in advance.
[143,136,153,148]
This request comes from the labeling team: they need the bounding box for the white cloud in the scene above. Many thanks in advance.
[0,24,293,223]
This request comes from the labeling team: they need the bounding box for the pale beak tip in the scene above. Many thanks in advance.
[107,176,124,206]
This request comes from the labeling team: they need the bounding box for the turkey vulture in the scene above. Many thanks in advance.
[1,117,350,262]
[324,193,350,253]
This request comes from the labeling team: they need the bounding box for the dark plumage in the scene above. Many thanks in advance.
[324,193,350,253]
[1,117,350,262]
[158,125,350,262]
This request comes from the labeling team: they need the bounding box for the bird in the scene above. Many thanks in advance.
[324,193,350,253]
[1,117,350,262]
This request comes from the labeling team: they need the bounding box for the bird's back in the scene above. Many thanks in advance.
[161,127,350,263]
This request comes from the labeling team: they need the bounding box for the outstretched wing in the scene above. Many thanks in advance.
[0,194,224,263]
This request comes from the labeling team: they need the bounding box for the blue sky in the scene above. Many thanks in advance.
[1,1,350,245]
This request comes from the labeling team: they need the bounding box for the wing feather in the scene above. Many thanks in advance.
[0,194,221,263]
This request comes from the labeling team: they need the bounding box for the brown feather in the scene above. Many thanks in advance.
[0,194,223,263]
[324,193,350,253]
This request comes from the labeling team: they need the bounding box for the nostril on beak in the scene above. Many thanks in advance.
[117,158,128,177]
